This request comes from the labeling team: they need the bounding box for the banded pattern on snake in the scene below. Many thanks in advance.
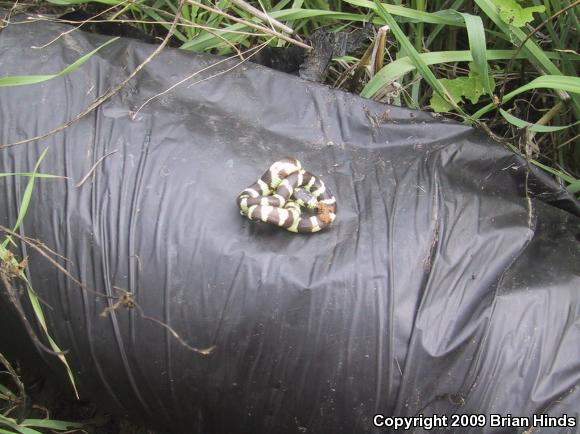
[236,158,337,233]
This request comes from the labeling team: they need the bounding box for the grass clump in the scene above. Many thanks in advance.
[23,0,576,192]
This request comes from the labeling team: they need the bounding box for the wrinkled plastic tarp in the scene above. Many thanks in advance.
[1,20,579,434]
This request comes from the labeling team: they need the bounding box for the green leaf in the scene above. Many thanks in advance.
[492,0,545,27]
[0,37,119,87]
[430,64,493,112]
[499,108,579,132]
[464,66,493,103]
[430,78,465,112]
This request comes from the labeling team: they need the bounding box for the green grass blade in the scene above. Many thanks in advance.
[0,415,42,434]
[0,75,56,87]
[458,12,492,95]
[345,0,465,25]
[23,276,79,398]
[139,7,189,43]
[500,108,579,132]
[0,173,66,179]
[1,149,49,249]
[0,383,15,398]
[567,180,580,194]
[11,428,42,434]
[473,75,580,119]
[0,37,119,87]
[20,419,83,430]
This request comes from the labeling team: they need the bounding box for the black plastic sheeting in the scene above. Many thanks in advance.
[1,20,580,434]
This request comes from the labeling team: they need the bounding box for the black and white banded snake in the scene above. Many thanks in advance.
[236,158,337,233]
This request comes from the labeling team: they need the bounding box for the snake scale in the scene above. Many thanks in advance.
[237,158,337,233]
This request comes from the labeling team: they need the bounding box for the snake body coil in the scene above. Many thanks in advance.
[237,158,337,233]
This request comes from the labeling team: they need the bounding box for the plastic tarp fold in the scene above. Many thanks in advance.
[1,20,579,434]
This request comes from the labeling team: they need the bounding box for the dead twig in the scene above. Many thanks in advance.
[557,133,579,149]
[100,290,135,317]
[104,287,216,356]
[137,305,216,356]
[75,149,118,187]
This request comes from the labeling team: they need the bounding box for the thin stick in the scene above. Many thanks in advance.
[0,0,187,150]
[186,0,310,50]
[75,149,118,187]
[136,304,216,355]
[528,101,565,141]
[557,133,579,149]
[106,286,216,355]
[230,0,294,35]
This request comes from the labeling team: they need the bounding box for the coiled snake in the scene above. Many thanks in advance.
[236,158,337,233]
